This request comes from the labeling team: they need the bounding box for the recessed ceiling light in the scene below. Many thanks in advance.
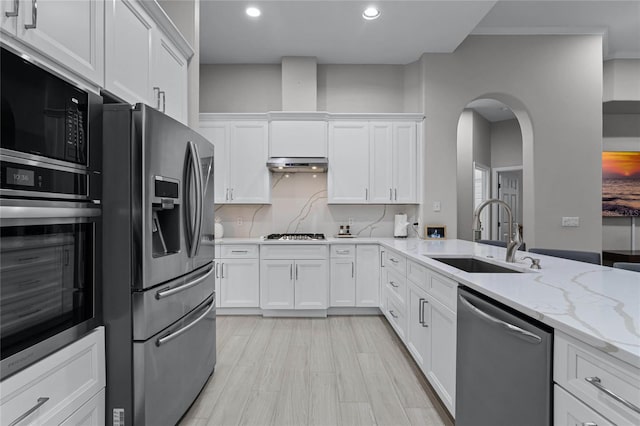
[246,7,261,18]
[362,7,380,20]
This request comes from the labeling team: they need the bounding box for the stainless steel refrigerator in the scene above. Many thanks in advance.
[102,104,215,426]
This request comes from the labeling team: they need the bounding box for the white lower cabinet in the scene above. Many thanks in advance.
[0,327,105,426]
[355,245,380,307]
[424,295,456,415]
[260,245,328,311]
[330,257,355,306]
[60,389,105,426]
[554,385,614,426]
[407,283,429,367]
[554,331,640,425]
[216,245,260,308]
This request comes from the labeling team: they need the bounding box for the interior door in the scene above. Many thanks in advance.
[497,170,521,242]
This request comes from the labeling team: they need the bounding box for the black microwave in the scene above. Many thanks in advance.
[0,47,102,173]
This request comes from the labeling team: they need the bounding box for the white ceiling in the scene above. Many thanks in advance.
[466,99,516,122]
[199,0,640,65]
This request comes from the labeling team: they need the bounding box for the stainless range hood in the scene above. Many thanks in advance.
[267,157,328,173]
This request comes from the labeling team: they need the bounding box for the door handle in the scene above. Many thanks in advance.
[156,298,214,347]
[365,188,368,200]
[419,298,424,325]
[380,250,385,267]
[230,188,234,200]
[5,0,18,17]
[290,264,293,280]
[215,262,219,278]
[458,294,542,344]
[421,299,429,327]
[585,376,640,414]
[153,87,161,110]
[389,310,398,319]
[156,264,214,299]
[389,281,399,288]
[389,188,393,201]
[394,188,397,201]
[24,0,36,29]
[9,397,49,426]
[185,141,203,258]
[160,90,166,113]
[352,261,354,278]
[295,264,299,280]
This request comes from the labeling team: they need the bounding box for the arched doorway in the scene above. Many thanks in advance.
[456,95,534,245]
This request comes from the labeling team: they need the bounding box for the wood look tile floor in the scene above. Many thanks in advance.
[179,316,454,426]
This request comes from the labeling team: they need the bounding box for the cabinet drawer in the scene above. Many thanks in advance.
[220,244,259,258]
[386,295,406,341]
[385,268,407,306]
[1,327,105,426]
[407,260,428,290]
[385,251,406,274]
[331,244,356,258]
[428,270,458,312]
[261,244,328,259]
[554,332,640,425]
[554,385,613,426]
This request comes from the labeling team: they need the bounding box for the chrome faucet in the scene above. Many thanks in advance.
[472,199,522,263]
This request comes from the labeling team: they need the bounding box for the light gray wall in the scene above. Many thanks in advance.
[491,119,523,168]
[403,60,422,113]
[457,111,474,241]
[281,57,317,111]
[317,65,405,112]
[457,109,491,241]
[421,35,603,251]
[604,59,640,102]
[200,64,282,112]
[473,112,491,167]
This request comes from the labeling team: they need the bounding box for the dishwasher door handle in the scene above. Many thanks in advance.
[458,294,542,344]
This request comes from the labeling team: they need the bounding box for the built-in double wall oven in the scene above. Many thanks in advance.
[0,46,103,379]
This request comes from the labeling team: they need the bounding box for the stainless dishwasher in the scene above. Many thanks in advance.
[456,287,552,426]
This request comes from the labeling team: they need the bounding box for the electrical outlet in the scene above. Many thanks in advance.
[348,217,354,226]
[561,216,579,227]
[236,217,244,226]
[433,201,441,212]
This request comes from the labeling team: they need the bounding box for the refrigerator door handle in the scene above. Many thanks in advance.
[185,141,204,258]
[458,294,542,344]
[155,263,214,300]
[156,297,215,347]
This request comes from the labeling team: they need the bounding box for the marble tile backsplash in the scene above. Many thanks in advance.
[212,173,418,238]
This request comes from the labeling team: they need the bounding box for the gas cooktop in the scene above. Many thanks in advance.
[264,233,326,241]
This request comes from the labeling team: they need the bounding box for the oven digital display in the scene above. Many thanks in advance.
[6,167,35,187]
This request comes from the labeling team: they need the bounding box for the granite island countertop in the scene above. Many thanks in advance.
[215,237,640,368]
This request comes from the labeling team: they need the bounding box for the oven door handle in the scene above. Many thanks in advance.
[156,297,214,347]
[155,264,214,300]
[0,205,100,219]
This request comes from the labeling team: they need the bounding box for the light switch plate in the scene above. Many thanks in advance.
[561,217,579,227]
[433,201,441,212]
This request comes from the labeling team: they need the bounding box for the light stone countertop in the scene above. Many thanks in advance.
[216,237,640,368]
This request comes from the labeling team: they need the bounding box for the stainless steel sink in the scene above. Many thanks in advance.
[429,257,523,273]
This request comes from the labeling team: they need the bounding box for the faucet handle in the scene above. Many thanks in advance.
[522,256,541,269]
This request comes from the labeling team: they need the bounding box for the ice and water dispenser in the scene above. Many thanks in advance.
[151,176,180,257]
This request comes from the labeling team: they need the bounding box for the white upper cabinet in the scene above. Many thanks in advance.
[328,121,370,203]
[369,122,394,203]
[151,30,188,123]
[270,121,328,157]
[105,0,153,105]
[328,117,420,204]
[1,0,104,86]
[104,0,191,123]
[228,122,270,203]
[199,118,270,204]
[393,122,418,203]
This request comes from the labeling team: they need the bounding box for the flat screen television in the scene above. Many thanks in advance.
[602,151,640,216]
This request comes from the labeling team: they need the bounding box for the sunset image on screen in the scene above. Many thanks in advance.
[602,151,640,216]
[602,151,640,179]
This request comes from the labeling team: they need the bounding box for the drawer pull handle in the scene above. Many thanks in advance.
[9,397,50,426]
[581,423,598,426]
[389,310,398,319]
[231,250,248,253]
[585,376,640,414]
[336,250,350,254]
[389,258,399,264]
[389,281,399,288]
